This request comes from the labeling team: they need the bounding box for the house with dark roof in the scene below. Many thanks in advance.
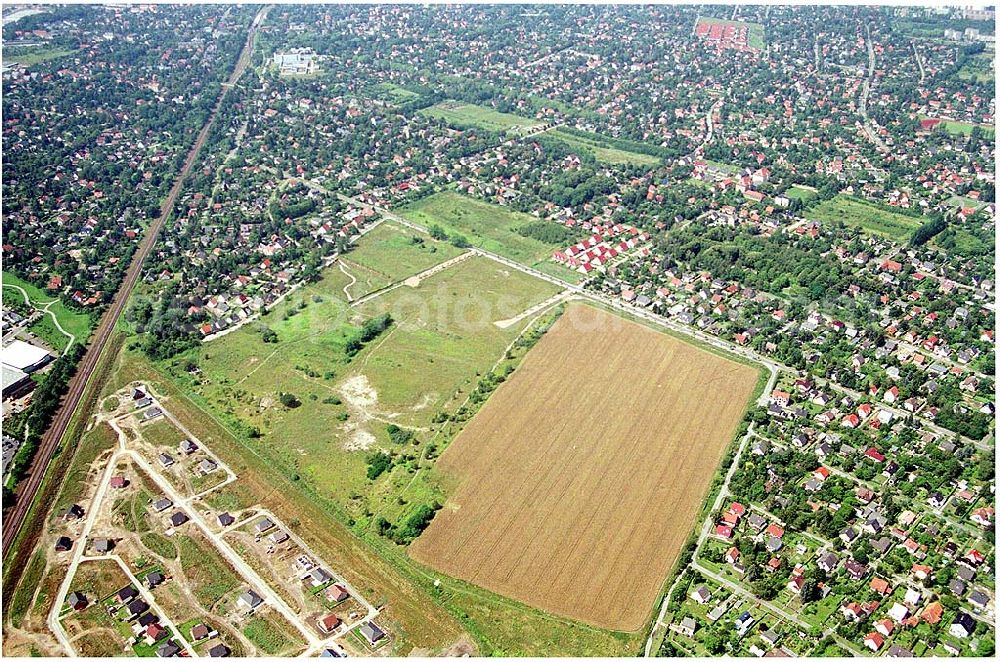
[117,586,139,603]
[845,559,868,580]
[237,589,263,611]
[126,598,150,620]
[691,585,711,604]
[949,612,975,638]
[360,621,386,645]
[818,552,839,573]
[207,644,229,657]
[68,591,88,610]
[156,640,180,657]
[968,590,989,610]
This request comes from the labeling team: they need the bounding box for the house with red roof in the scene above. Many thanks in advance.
[864,448,885,463]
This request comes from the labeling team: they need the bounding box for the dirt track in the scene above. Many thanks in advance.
[2,7,267,556]
[410,304,758,630]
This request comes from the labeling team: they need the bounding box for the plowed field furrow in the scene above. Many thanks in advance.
[410,304,758,630]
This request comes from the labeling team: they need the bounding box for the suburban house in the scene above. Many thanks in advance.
[237,589,263,611]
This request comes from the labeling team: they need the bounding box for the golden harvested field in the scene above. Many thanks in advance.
[410,304,758,630]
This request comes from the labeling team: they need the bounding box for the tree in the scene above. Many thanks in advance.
[386,424,414,445]
[279,392,301,408]
[366,451,393,480]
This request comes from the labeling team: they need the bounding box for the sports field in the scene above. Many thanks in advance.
[804,195,922,241]
[919,114,995,138]
[410,304,758,630]
[4,47,78,67]
[420,101,542,134]
[784,184,818,202]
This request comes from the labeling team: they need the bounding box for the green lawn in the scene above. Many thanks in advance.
[375,82,421,104]
[1,270,94,350]
[420,101,542,134]
[541,128,660,166]
[398,191,582,281]
[804,195,922,241]
[175,535,241,612]
[140,532,178,560]
[4,47,78,67]
[338,221,464,299]
[705,159,740,174]
[141,419,188,449]
[785,185,817,202]
[242,613,302,655]
[161,255,560,510]
[957,52,994,83]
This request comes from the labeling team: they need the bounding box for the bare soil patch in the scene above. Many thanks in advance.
[340,374,378,408]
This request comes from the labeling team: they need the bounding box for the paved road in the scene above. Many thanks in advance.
[346,249,475,309]
[332,190,783,395]
[1,284,76,354]
[47,433,120,654]
[643,426,755,656]
[912,41,925,82]
[1,6,268,556]
[859,25,889,153]
[700,98,723,151]
[125,441,322,646]
[49,387,372,656]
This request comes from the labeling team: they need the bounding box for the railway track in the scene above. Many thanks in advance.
[1,7,267,556]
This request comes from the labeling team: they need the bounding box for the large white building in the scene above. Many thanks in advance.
[1,339,52,373]
[272,48,318,75]
[1,339,51,402]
